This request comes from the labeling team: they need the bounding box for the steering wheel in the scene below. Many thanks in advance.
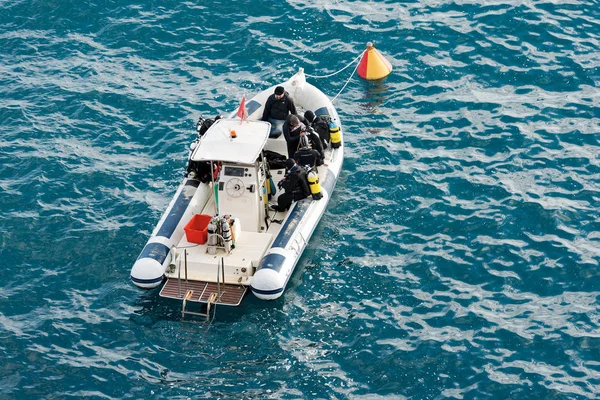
[225,178,245,198]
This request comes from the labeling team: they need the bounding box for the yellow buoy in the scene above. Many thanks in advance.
[357,42,392,80]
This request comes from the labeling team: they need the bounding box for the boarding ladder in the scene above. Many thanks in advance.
[180,252,223,321]
[159,249,247,320]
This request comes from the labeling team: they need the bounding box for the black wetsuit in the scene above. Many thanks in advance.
[261,92,297,121]
[282,114,324,162]
[294,147,322,168]
[275,165,310,211]
[282,114,308,158]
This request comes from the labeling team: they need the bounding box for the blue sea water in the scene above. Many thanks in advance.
[1,0,600,398]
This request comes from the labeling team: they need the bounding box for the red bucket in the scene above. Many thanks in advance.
[184,214,212,244]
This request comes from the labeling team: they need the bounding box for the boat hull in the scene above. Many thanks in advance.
[130,69,344,302]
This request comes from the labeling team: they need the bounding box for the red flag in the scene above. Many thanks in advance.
[237,95,247,123]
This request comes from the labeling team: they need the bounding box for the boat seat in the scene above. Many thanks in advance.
[264,135,288,157]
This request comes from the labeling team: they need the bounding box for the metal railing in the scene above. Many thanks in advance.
[178,252,225,322]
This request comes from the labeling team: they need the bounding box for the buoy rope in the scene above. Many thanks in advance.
[330,52,363,103]
[305,52,363,79]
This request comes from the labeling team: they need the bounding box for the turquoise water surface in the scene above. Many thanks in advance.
[1,0,599,398]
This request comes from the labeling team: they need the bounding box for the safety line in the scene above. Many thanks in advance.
[305,52,363,79]
[330,52,363,103]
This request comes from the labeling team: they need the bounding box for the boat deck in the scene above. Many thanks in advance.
[159,278,247,306]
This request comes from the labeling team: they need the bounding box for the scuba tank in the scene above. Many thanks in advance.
[223,215,236,247]
[207,219,218,255]
[221,217,233,253]
[307,169,323,200]
[329,121,342,149]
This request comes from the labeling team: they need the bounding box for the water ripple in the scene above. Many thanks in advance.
[1,0,600,398]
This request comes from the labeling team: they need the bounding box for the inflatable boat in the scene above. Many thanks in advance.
[130,69,344,308]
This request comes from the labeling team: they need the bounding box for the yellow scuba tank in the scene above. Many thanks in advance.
[307,169,323,200]
[329,121,341,149]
